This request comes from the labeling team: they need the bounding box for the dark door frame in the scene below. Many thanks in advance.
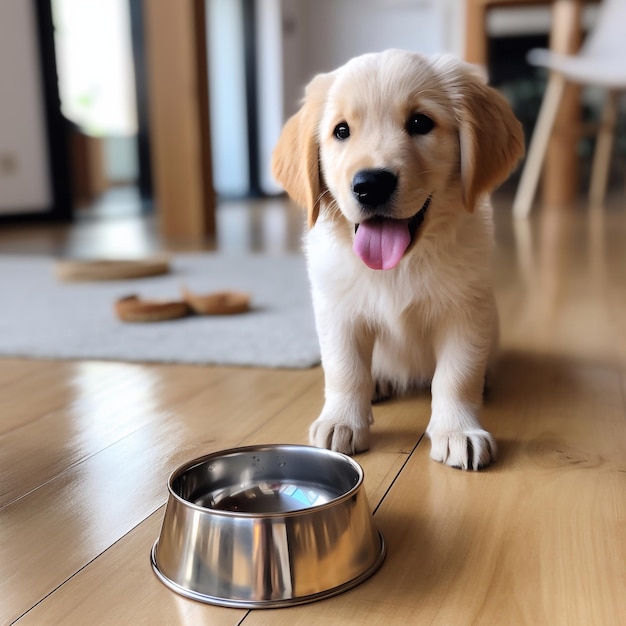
[0,0,72,224]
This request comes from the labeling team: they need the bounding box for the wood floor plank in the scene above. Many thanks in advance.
[11,369,427,625]
[0,360,90,435]
[0,363,230,507]
[13,509,247,626]
[245,404,625,625]
[495,210,620,364]
[1,367,319,624]
[0,358,51,391]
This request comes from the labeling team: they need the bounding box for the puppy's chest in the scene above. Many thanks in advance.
[361,288,440,346]
[308,247,441,327]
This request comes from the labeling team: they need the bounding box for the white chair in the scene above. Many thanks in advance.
[513,0,626,218]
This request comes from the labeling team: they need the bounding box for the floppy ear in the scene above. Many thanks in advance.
[435,58,525,212]
[272,73,333,228]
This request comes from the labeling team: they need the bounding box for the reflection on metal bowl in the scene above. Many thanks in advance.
[151,444,385,608]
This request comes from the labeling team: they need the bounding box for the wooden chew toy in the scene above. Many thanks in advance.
[115,295,190,323]
[114,288,250,322]
[55,258,170,281]
[182,286,250,315]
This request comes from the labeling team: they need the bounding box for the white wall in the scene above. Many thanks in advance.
[279,0,465,117]
[256,0,285,194]
[206,0,250,197]
[0,0,52,214]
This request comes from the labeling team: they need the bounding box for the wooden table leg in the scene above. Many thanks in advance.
[542,0,584,207]
[464,1,489,67]
[589,90,619,206]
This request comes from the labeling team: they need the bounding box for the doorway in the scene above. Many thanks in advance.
[51,0,152,218]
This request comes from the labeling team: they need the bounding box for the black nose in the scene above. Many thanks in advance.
[352,169,398,208]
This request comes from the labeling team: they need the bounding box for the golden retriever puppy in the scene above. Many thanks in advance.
[272,50,524,470]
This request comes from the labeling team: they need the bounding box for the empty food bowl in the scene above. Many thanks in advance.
[151,444,385,608]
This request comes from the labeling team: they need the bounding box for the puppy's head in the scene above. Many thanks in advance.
[272,50,524,270]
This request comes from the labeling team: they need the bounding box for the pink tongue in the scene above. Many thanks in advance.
[353,218,411,270]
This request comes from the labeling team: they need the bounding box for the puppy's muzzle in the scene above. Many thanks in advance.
[352,169,398,210]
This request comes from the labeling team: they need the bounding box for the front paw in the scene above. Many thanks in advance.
[309,416,370,455]
[426,428,496,470]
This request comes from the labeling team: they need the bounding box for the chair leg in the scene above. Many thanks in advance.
[513,73,566,219]
[589,90,619,207]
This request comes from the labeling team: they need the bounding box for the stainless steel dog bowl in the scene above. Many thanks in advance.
[151,444,385,608]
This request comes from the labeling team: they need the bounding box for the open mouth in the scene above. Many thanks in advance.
[353,196,431,270]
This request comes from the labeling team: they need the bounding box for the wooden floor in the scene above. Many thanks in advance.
[1,193,625,625]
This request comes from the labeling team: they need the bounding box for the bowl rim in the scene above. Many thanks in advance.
[166,443,365,518]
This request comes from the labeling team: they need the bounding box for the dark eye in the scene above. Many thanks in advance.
[406,113,434,136]
[333,122,350,140]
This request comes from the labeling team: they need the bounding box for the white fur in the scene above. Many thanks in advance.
[273,50,524,470]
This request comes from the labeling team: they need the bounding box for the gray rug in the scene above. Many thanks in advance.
[0,253,321,368]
